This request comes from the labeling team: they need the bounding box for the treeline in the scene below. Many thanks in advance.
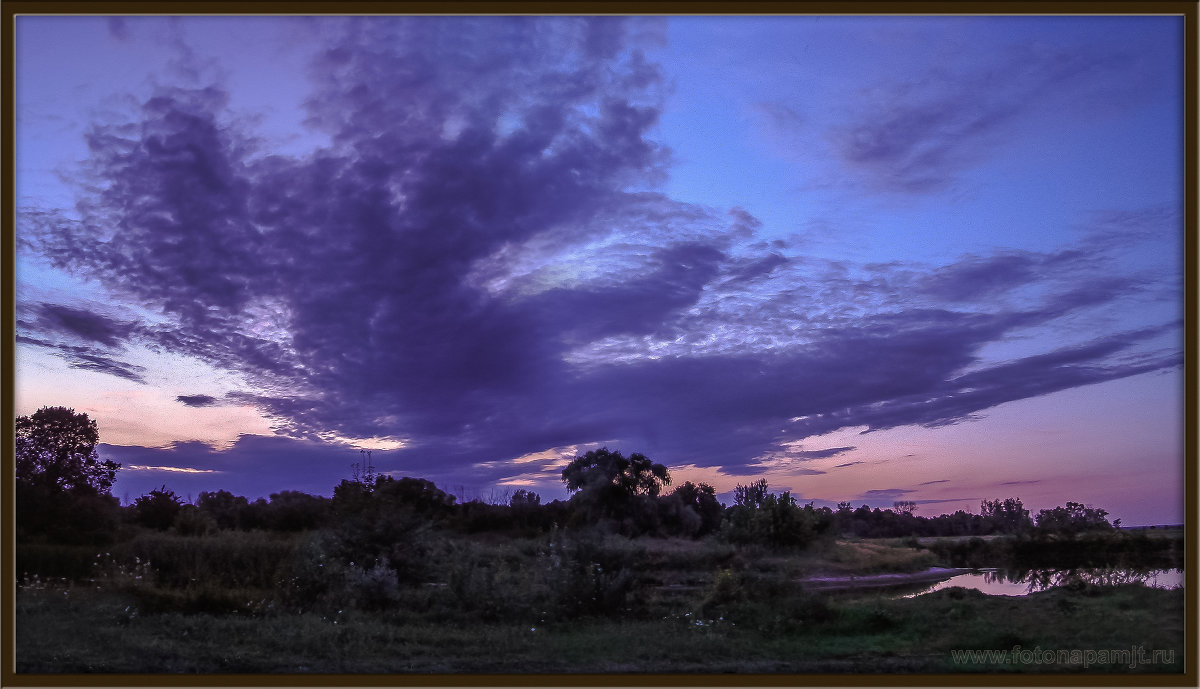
[16,407,1132,550]
[114,478,1120,544]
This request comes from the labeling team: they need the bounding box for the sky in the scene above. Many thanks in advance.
[13,14,1186,525]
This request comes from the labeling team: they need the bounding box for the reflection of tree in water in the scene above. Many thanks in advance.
[992,567,1162,593]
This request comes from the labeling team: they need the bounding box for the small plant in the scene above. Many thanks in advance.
[699,568,743,619]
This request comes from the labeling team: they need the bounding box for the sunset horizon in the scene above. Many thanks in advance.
[15,15,1186,527]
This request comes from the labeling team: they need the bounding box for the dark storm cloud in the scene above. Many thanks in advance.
[832,39,1168,193]
[22,17,1182,489]
[177,394,220,407]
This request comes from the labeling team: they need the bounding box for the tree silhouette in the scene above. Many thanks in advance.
[670,481,724,536]
[733,478,769,509]
[980,497,1033,534]
[561,448,670,526]
[1035,501,1113,536]
[133,485,184,530]
[16,406,119,495]
[562,448,671,498]
[16,406,121,543]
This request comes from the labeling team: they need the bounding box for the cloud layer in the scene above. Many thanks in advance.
[18,17,1182,490]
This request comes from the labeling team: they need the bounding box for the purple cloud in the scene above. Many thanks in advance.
[27,303,138,347]
[19,17,1182,495]
[791,446,857,460]
[830,38,1173,193]
[177,394,220,407]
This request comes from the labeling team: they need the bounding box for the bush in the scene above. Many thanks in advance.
[131,486,183,531]
[17,483,122,545]
[327,506,434,585]
[698,568,833,633]
[172,505,217,537]
[262,491,331,532]
[722,486,831,549]
[279,535,345,612]
[116,530,300,590]
[1034,502,1114,537]
[342,560,402,611]
[196,490,251,530]
[16,543,101,582]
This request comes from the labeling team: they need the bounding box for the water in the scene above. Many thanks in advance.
[900,568,1183,598]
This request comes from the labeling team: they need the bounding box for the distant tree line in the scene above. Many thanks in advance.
[16,406,1124,549]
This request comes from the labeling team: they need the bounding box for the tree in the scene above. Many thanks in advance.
[16,406,121,543]
[980,497,1033,535]
[509,489,541,508]
[561,448,670,527]
[16,406,119,495]
[562,448,671,498]
[723,481,828,548]
[893,500,918,516]
[133,486,184,530]
[263,490,331,531]
[197,489,251,530]
[1035,501,1113,537]
[733,479,769,509]
[670,481,724,536]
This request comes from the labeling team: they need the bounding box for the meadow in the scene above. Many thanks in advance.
[14,526,1185,675]
[12,432,1187,677]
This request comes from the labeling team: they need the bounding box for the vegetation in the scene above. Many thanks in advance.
[16,406,122,544]
[12,407,1186,675]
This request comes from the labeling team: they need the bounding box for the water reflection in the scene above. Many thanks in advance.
[901,567,1183,598]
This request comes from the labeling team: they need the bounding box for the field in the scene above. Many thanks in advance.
[13,530,1186,675]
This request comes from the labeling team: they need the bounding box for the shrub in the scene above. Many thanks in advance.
[131,486,183,531]
[16,543,100,582]
[196,490,251,530]
[279,535,345,612]
[722,485,831,549]
[116,530,300,590]
[1034,501,1114,537]
[342,560,402,611]
[262,491,331,532]
[172,505,217,537]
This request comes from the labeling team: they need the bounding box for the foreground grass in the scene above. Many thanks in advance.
[16,582,1183,674]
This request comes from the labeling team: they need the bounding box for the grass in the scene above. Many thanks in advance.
[15,566,1184,674]
[813,538,939,574]
[12,529,1186,675]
